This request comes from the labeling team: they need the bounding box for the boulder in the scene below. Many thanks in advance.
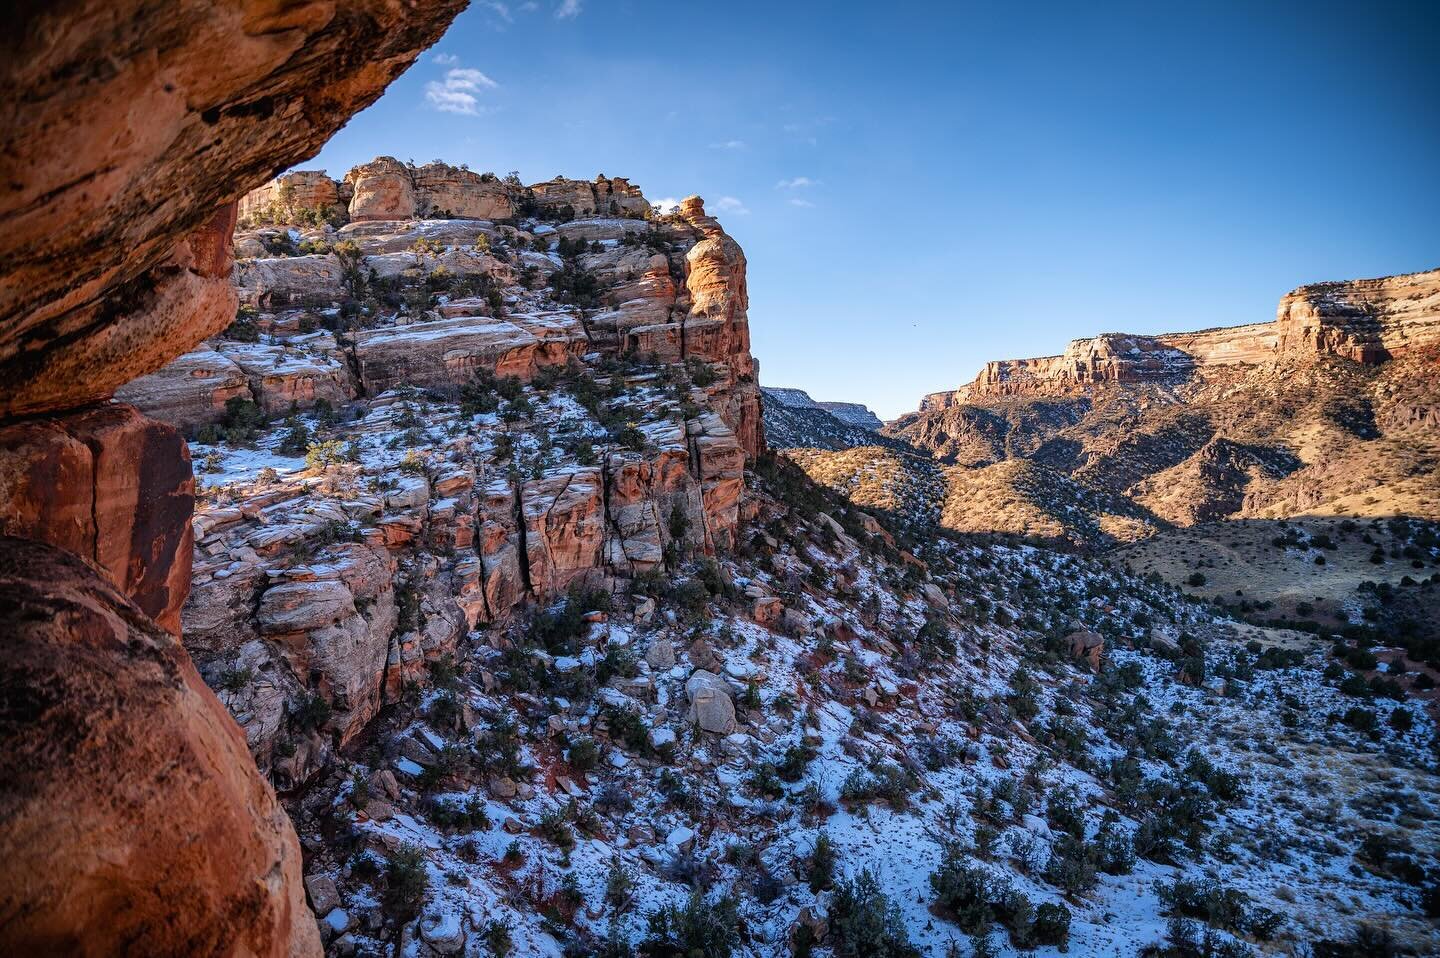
[305,874,342,917]
[0,536,320,957]
[1066,630,1105,670]
[686,669,738,735]
[753,596,784,628]
[645,636,676,670]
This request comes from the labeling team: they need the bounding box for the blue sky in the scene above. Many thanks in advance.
[303,0,1440,419]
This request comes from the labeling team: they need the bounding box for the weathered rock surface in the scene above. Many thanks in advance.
[352,313,588,392]
[235,254,346,309]
[345,157,513,222]
[114,348,254,435]
[0,0,468,418]
[686,669,738,734]
[0,403,194,633]
[1276,267,1440,362]
[239,171,343,225]
[531,175,650,218]
[0,536,320,958]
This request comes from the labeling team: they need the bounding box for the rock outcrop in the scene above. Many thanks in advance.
[346,157,513,222]
[114,348,255,434]
[0,0,467,419]
[531,175,651,218]
[352,313,588,393]
[1276,267,1440,362]
[0,536,319,958]
[818,400,884,430]
[922,325,1279,408]
[0,403,195,633]
[921,267,1439,409]
[238,171,343,225]
[142,171,765,791]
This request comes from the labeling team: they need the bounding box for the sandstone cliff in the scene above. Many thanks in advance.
[922,267,1440,409]
[112,165,765,792]
[880,267,1440,545]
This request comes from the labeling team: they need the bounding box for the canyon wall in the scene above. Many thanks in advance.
[1275,267,1440,362]
[921,267,1439,409]
[114,166,763,791]
[0,3,467,955]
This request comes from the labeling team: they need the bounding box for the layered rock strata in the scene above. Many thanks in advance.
[117,170,765,791]
[922,267,1439,408]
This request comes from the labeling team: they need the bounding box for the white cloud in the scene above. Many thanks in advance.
[555,0,582,18]
[432,52,459,65]
[653,197,682,214]
[713,196,750,216]
[775,176,816,189]
[424,68,499,116]
[519,1,539,9]
[481,1,513,22]
[788,198,815,208]
[707,139,747,151]
[448,68,498,90]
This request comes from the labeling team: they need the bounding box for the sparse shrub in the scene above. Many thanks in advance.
[809,832,835,892]
[828,870,921,958]
[382,844,429,920]
[640,890,738,957]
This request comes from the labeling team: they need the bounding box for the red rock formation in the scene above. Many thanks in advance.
[0,403,194,633]
[352,313,589,392]
[114,348,255,434]
[531,175,650,218]
[920,267,1439,409]
[0,0,467,419]
[238,171,343,225]
[0,536,319,957]
[343,157,513,222]
[676,197,765,457]
[1276,267,1440,362]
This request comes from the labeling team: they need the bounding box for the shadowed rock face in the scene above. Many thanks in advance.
[0,402,195,633]
[0,535,320,958]
[0,3,469,955]
[0,0,467,418]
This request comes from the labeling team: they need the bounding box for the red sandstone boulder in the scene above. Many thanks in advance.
[0,535,321,957]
